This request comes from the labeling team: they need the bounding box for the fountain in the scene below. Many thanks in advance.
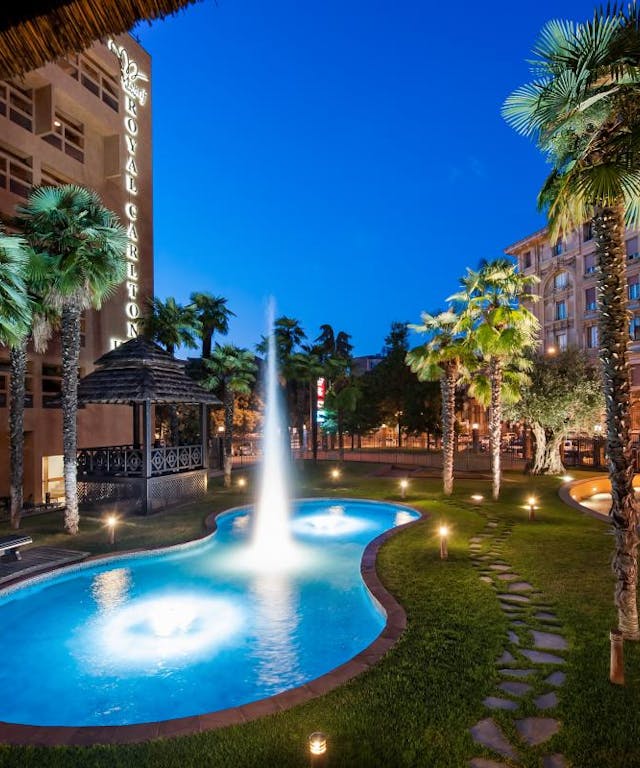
[250,307,296,568]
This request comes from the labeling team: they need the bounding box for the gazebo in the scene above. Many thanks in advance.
[76,337,220,515]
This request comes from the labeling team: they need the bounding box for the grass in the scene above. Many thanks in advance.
[0,463,636,766]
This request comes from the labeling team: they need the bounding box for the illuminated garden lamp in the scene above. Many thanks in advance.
[547,345,557,355]
[217,425,225,434]
[106,514,118,545]
[400,478,408,499]
[238,477,247,488]
[527,496,537,521]
[331,468,341,481]
[439,525,449,559]
[308,731,327,759]
[471,494,484,503]
[561,474,573,483]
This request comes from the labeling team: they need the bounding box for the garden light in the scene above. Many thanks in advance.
[106,514,118,545]
[561,474,573,483]
[471,494,484,503]
[238,477,247,488]
[527,496,537,521]
[439,525,449,559]
[331,468,341,480]
[547,345,557,355]
[217,425,225,433]
[308,731,327,756]
[400,479,408,498]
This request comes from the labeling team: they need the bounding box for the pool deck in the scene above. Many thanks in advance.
[0,503,424,746]
[0,546,89,587]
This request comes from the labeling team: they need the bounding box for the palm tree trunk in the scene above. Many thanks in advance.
[593,205,640,639]
[441,363,457,495]
[9,338,27,529]
[61,303,81,534]
[202,331,212,360]
[489,357,503,500]
[310,381,318,463]
[338,411,344,462]
[223,387,234,487]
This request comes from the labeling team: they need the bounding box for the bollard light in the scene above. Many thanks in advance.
[400,479,408,499]
[308,731,327,756]
[471,494,484,503]
[106,514,118,546]
[527,496,537,521]
[439,525,449,560]
[561,474,573,483]
[331,468,341,481]
[238,477,247,488]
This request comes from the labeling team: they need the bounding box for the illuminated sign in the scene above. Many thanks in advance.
[317,377,326,425]
[107,39,149,349]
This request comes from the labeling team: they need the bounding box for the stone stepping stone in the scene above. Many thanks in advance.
[508,582,534,592]
[511,620,526,627]
[500,603,523,613]
[498,593,530,604]
[480,576,493,584]
[470,718,518,759]
[521,649,565,665]
[470,537,484,543]
[469,758,510,768]
[490,564,510,571]
[498,680,532,697]
[487,522,498,527]
[483,696,519,711]
[545,671,566,687]
[535,611,558,621]
[531,630,568,651]
[515,717,560,746]
[535,692,559,710]
[497,650,515,664]
[542,754,567,768]
[499,668,535,678]
[496,573,518,581]
[508,630,520,645]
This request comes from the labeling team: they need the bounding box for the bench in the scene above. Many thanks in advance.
[0,534,33,563]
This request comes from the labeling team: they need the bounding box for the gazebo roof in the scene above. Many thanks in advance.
[0,0,201,79]
[77,336,220,405]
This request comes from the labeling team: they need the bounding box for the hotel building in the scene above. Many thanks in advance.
[0,34,153,504]
[505,223,640,433]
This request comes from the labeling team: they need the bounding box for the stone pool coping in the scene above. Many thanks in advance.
[558,475,621,522]
[0,498,424,746]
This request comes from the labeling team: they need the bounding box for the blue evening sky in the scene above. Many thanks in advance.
[137,0,592,356]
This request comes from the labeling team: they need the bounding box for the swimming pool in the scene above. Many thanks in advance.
[0,498,418,727]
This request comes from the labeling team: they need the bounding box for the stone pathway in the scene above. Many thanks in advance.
[468,515,568,767]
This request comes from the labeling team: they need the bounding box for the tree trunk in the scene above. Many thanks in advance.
[593,205,640,639]
[202,331,212,360]
[530,422,547,475]
[489,357,503,500]
[223,387,234,488]
[61,303,81,534]
[440,363,457,496]
[543,435,565,476]
[9,338,27,529]
[338,411,344,462]
[310,381,318,463]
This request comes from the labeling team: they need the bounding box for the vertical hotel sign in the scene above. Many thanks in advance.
[107,38,148,349]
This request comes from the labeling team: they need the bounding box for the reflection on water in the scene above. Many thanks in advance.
[91,568,132,612]
[394,509,415,527]
[251,574,301,689]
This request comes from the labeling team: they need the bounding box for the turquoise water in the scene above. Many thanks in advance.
[0,498,418,727]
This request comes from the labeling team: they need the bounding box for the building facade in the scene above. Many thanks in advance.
[505,223,640,433]
[0,34,153,504]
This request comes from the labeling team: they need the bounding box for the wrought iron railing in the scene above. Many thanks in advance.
[77,444,204,478]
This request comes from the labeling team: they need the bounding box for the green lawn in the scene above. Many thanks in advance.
[0,463,636,767]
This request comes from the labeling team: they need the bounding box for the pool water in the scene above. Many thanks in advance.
[0,498,418,726]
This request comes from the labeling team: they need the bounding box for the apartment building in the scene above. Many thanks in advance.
[505,222,640,431]
[0,34,153,504]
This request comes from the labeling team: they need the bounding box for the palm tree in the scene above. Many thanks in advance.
[450,260,539,500]
[503,6,640,637]
[288,347,324,460]
[141,296,200,356]
[203,345,257,487]
[9,248,56,529]
[325,373,360,461]
[190,292,234,359]
[15,185,127,535]
[407,309,469,496]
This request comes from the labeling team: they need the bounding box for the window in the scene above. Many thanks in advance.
[40,167,71,187]
[630,278,640,301]
[627,237,639,260]
[554,272,568,291]
[631,316,640,341]
[556,333,568,351]
[587,325,599,349]
[59,53,120,112]
[583,222,593,242]
[0,82,33,131]
[0,144,32,199]
[42,111,84,163]
[585,287,597,311]
[584,253,597,274]
[42,364,62,408]
[42,455,65,502]
[523,250,532,269]
[553,239,564,256]
[555,300,567,321]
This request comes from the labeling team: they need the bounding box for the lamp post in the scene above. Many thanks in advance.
[439,525,449,559]
[471,422,479,453]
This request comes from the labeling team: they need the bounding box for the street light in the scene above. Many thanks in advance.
[105,514,118,545]
[439,525,449,559]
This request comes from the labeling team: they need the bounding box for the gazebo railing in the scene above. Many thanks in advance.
[77,444,204,478]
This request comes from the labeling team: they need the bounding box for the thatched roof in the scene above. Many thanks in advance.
[0,0,201,79]
[77,336,220,405]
